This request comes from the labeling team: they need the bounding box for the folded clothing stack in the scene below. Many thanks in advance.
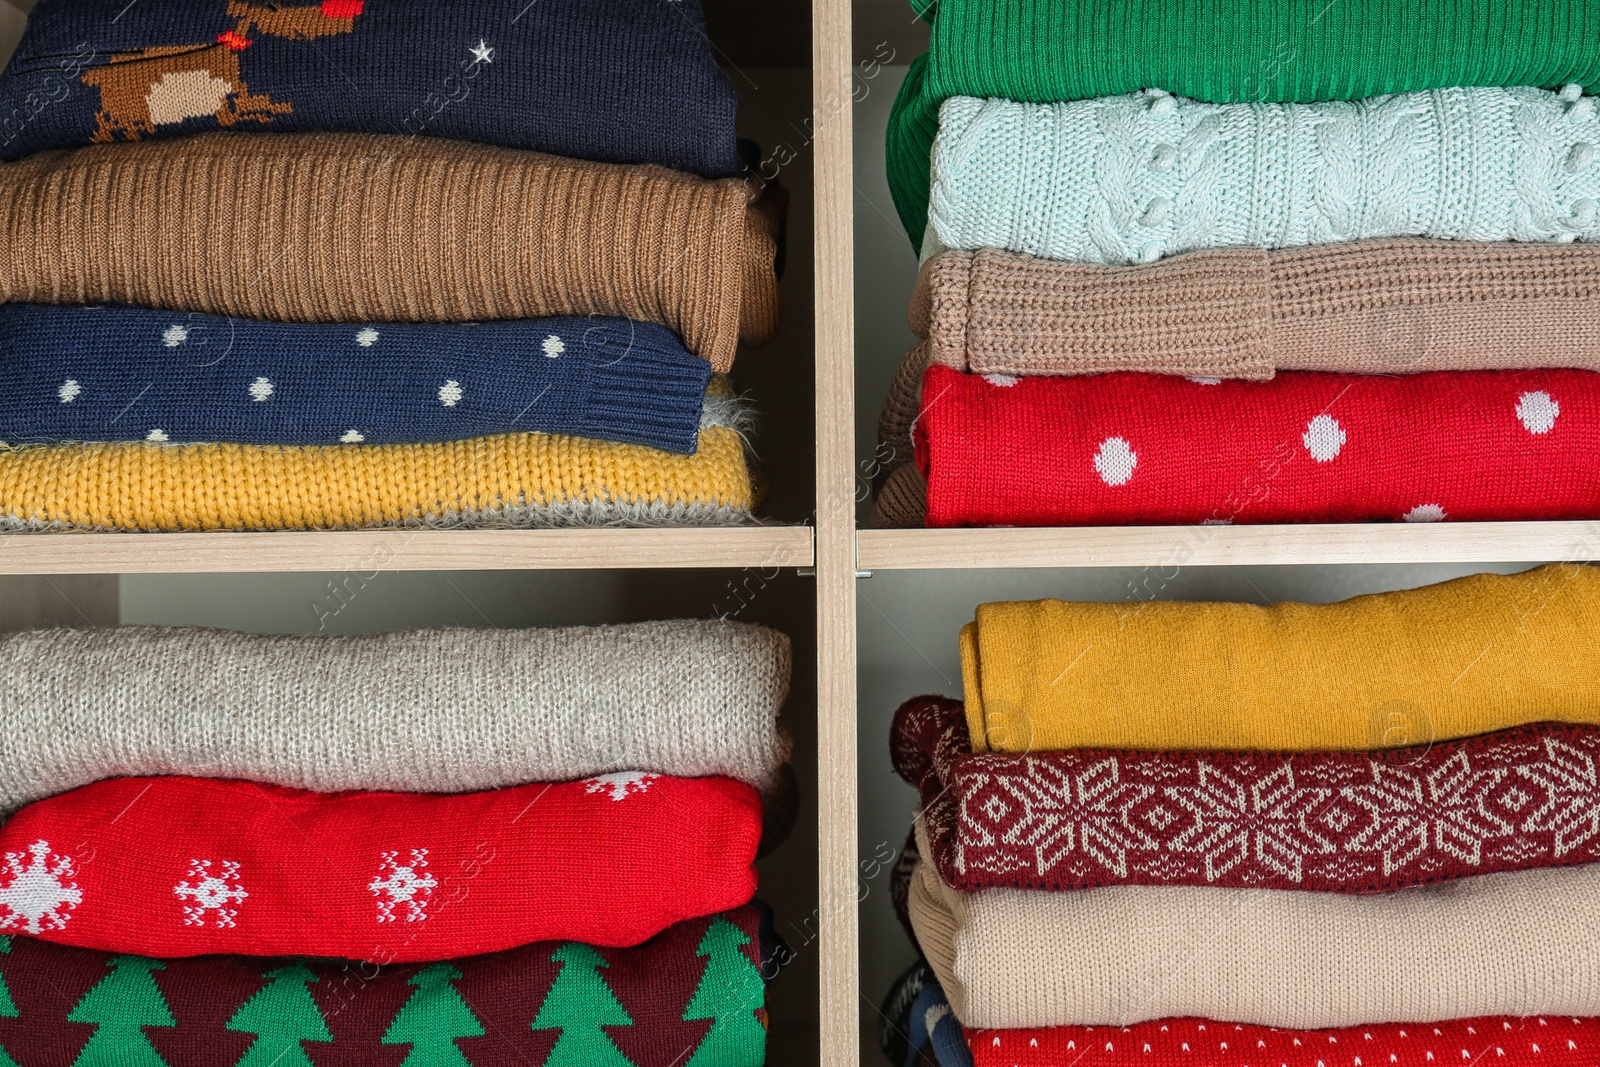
[879,565,1600,1063]
[0,620,794,1064]
[872,0,1600,528]
[0,0,784,531]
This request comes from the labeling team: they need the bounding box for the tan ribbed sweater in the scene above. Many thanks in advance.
[914,241,1600,379]
[0,133,781,371]
[907,828,1600,1030]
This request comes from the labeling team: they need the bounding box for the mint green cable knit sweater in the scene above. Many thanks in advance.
[887,0,1600,244]
[928,85,1600,265]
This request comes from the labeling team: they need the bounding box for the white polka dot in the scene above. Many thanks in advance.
[340,429,365,443]
[57,379,81,403]
[438,380,463,407]
[1094,436,1137,486]
[1186,376,1222,385]
[983,373,1020,387]
[1303,414,1346,462]
[162,325,188,348]
[1517,390,1560,434]
[248,377,274,402]
[1403,503,1446,523]
[354,327,380,347]
[145,429,168,442]
[542,335,566,358]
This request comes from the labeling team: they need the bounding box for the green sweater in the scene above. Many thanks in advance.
[887,0,1600,244]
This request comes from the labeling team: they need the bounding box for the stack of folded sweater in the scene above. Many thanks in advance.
[0,620,794,1065]
[880,564,1600,1066]
[0,0,782,531]
[873,0,1600,527]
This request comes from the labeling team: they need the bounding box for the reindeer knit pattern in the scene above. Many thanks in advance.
[0,305,713,452]
[911,242,1600,379]
[0,773,761,960]
[929,86,1600,265]
[0,132,782,371]
[907,829,1600,1030]
[0,0,745,176]
[0,395,756,531]
[887,0,1600,241]
[0,621,791,815]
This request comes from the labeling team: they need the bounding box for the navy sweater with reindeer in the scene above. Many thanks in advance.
[0,0,743,175]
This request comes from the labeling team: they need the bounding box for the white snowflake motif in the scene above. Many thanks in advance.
[173,859,248,928]
[1517,737,1600,857]
[0,840,83,935]
[583,771,659,801]
[1167,762,1336,883]
[369,849,438,923]
[1343,752,1511,875]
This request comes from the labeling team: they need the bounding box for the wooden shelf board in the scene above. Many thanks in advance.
[0,526,815,574]
[857,522,1600,570]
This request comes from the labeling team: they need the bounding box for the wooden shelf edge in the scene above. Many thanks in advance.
[0,526,816,574]
[857,522,1600,570]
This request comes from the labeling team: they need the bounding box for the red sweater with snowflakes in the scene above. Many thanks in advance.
[0,772,760,962]
[914,365,1600,527]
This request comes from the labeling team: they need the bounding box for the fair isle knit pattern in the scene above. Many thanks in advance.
[930,86,1600,265]
[0,389,755,532]
[0,620,791,815]
[893,695,1600,895]
[907,830,1600,1030]
[0,305,711,453]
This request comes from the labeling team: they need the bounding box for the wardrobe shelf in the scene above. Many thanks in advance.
[856,522,1600,570]
[0,526,816,574]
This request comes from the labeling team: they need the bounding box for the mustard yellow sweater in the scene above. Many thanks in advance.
[961,564,1600,752]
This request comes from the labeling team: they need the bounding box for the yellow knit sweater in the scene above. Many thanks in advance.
[961,564,1600,752]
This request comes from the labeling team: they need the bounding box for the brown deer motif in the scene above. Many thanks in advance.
[80,1,364,143]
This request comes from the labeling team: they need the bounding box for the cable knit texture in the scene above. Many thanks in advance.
[0,620,791,814]
[894,694,1600,895]
[0,391,755,531]
[930,86,1600,265]
[913,242,1600,379]
[886,0,1600,240]
[0,305,712,452]
[960,565,1600,754]
[0,132,782,370]
[907,834,1600,1030]
[916,364,1600,527]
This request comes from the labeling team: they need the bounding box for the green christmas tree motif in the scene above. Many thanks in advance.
[530,943,633,1067]
[380,962,485,1066]
[681,918,766,1067]
[0,936,18,1067]
[225,963,333,1067]
[67,956,175,1067]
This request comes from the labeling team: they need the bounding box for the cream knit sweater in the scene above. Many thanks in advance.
[0,621,791,813]
[909,827,1600,1030]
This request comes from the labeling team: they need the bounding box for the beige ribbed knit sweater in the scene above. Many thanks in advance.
[914,241,1600,379]
[0,133,781,371]
[909,826,1600,1030]
[0,621,791,814]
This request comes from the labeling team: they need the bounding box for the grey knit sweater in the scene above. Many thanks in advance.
[0,621,791,813]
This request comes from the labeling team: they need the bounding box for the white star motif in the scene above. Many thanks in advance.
[354,327,380,347]
[583,771,659,801]
[469,39,494,65]
[57,380,81,404]
[248,377,274,402]
[162,325,189,348]
[542,335,565,358]
[0,840,82,935]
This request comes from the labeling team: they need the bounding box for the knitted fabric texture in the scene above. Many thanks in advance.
[0,907,776,1066]
[0,0,744,177]
[0,773,760,961]
[907,840,1600,1029]
[869,464,928,530]
[885,0,1600,241]
[0,621,790,814]
[929,87,1600,266]
[894,694,1600,894]
[0,396,754,531]
[913,242,1600,380]
[0,305,711,452]
[916,364,1600,527]
[0,132,782,371]
[967,1016,1600,1067]
[961,564,1600,754]
[880,960,941,1067]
